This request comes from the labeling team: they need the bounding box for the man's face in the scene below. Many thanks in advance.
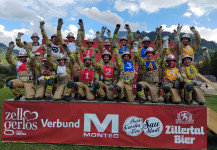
[121,40,127,46]
[183,58,192,66]
[123,55,130,61]
[182,38,189,46]
[167,60,176,68]
[103,55,110,63]
[87,42,93,48]
[146,52,153,60]
[19,56,27,63]
[52,36,58,43]
[104,45,110,49]
[143,41,150,48]
[84,58,91,66]
[58,59,65,66]
[31,37,39,43]
[67,37,75,42]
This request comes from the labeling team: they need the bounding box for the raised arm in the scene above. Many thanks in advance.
[57,18,66,45]
[78,19,85,43]
[6,41,16,66]
[46,44,57,70]
[15,32,24,48]
[40,21,51,45]
[195,47,211,69]
[190,26,201,50]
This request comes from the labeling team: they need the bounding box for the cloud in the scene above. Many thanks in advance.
[183,12,192,17]
[114,0,139,14]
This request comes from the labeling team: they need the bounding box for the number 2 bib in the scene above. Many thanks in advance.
[102,66,113,78]
[84,49,94,57]
[82,69,94,82]
[165,68,179,81]
[186,65,198,77]
[146,61,157,71]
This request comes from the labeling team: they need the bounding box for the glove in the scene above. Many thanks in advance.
[16,32,24,40]
[201,46,209,57]
[96,31,102,42]
[47,44,52,56]
[156,26,163,38]
[132,41,139,53]
[191,80,202,87]
[78,19,84,31]
[57,18,63,30]
[38,76,45,82]
[92,49,99,58]
[23,41,31,55]
[190,26,198,34]
[114,24,120,35]
[176,73,183,81]
[173,29,179,41]
[76,29,82,42]
[106,29,111,38]
[101,26,107,37]
[76,43,81,54]
[62,44,71,55]
[177,24,182,36]
[108,82,116,91]
[7,41,15,54]
[40,21,45,30]
[124,24,131,33]
[163,36,169,48]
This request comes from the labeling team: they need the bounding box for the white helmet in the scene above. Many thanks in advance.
[122,51,131,59]
[102,51,112,60]
[181,33,191,42]
[166,54,176,62]
[182,55,192,63]
[104,39,111,46]
[18,50,28,57]
[142,36,151,43]
[144,47,155,55]
[86,38,94,43]
[57,54,66,60]
[66,32,75,38]
[43,54,47,60]
[31,32,39,39]
[120,35,128,41]
[84,55,91,62]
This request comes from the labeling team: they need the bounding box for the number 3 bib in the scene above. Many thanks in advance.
[82,69,94,82]
[102,66,113,78]
[186,65,198,77]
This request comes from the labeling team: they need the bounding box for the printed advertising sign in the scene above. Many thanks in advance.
[1,101,207,149]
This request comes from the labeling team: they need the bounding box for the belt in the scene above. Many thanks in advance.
[58,80,68,85]
[104,80,113,86]
[18,76,33,82]
[120,74,133,81]
[83,81,93,87]
[145,77,159,83]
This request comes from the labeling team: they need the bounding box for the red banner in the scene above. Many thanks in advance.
[1,101,207,149]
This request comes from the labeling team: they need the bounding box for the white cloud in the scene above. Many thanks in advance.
[114,0,139,14]
[183,12,192,17]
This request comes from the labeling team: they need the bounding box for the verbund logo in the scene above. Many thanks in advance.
[83,113,119,138]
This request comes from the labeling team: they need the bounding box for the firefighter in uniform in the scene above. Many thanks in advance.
[72,45,99,100]
[99,26,113,55]
[57,18,85,98]
[6,41,35,100]
[134,44,166,103]
[46,44,74,101]
[179,47,210,105]
[162,54,184,104]
[178,26,201,66]
[92,48,118,101]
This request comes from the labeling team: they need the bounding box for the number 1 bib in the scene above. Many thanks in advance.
[84,49,94,57]
[82,69,94,82]
[186,65,198,77]
[146,61,157,71]
[102,66,113,78]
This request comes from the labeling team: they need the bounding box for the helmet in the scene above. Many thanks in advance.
[181,33,191,42]
[166,54,176,62]
[66,32,75,38]
[18,50,28,57]
[51,34,57,39]
[104,39,111,46]
[142,36,151,43]
[31,32,39,39]
[86,38,94,44]
[102,51,112,60]
[122,51,131,59]
[84,55,91,62]
[120,36,128,41]
[57,54,66,60]
[43,54,47,61]
[182,55,192,63]
[145,47,155,55]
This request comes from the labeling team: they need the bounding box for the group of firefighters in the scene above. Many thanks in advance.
[5,18,210,105]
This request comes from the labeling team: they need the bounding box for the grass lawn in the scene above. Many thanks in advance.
[0,88,217,150]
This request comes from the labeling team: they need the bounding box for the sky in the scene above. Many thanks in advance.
[0,0,217,49]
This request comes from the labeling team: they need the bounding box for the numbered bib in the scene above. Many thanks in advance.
[183,45,194,55]
[32,45,42,54]
[141,48,147,58]
[165,68,179,81]
[67,42,76,53]
[84,49,94,57]
[102,66,113,78]
[16,61,27,72]
[186,65,198,77]
[82,69,94,82]
[51,44,60,55]
[146,61,157,71]
[119,46,127,54]
[103,48,110,54]
[124,61,134,72]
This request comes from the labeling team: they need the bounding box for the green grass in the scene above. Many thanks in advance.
[0,88,217,150]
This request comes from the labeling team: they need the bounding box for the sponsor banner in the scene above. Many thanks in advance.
[1,101,207,149]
